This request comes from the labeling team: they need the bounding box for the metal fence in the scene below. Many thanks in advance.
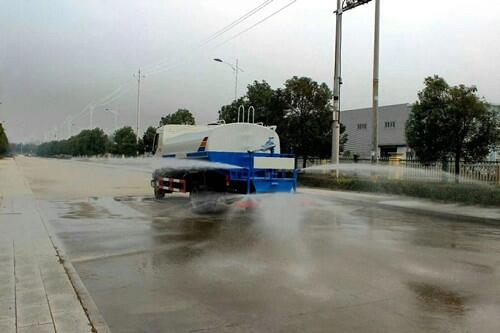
[298,158,500,185]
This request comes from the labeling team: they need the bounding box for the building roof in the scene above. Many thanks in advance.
[340,103,410,114]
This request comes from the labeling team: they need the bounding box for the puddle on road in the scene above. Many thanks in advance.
[114,195,143,202]
[407,281,466,315]
[62,201,119,219]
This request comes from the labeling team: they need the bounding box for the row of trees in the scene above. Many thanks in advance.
[34,108,196,157]
[219,77,347,167]
[406,75,500,174]
[11,74,498,172]
[33,76,344,166]
[36,127,158,157]
[0,123,9,158]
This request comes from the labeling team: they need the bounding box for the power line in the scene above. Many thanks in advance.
[57,1,277,135]
[214,0,298,48]
[144,0,299,77]
[203,0,274,44]
[142,0,275,75]
[45,1,297,141]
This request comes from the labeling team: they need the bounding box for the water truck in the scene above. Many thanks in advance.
[151,116,298,211]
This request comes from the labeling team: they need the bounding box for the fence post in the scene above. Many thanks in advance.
[496,165,500,186]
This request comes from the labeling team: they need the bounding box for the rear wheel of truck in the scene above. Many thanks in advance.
[154,186,165,199]
[153,176,173,199]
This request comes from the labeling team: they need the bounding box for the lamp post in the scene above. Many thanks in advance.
[105,108,119,132]
[213,58,244,102]
[89,105,94,129]
[133,68,145,141]
[331,0,373,166]
[372,0,380,163]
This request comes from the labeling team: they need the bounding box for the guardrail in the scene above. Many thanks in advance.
[298,158,500,185]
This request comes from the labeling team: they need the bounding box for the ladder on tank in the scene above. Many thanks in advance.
[237,105,256,124]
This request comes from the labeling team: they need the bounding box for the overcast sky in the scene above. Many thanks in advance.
[1,0,499,143]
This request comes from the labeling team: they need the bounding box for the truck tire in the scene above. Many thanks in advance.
[154,186,165,199]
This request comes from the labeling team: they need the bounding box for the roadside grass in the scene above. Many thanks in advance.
[299,174,500,207]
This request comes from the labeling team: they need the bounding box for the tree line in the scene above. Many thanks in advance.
[33,107,196,157]
[9,74,498,170]
[26,76,346,165]
[0,123,9,158]
[35,127,154,157]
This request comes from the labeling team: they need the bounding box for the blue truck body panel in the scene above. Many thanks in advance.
[165,151,297,194]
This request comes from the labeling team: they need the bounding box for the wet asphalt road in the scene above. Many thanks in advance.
[16,157,500,332]
[37,193,500,333]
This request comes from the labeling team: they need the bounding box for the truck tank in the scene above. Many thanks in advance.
[155,123,281,156]
[151,122,297,212]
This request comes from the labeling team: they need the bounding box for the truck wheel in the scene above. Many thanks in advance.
[154,186,165,199]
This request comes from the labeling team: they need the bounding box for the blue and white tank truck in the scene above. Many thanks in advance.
[151,115,298,211]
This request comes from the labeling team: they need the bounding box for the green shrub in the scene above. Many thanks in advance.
[299,174,500,207]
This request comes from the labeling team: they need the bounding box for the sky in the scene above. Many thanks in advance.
[1,0,499,143]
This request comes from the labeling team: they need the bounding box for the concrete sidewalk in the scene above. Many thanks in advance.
[0,159,97,333]
[301,187,500,223]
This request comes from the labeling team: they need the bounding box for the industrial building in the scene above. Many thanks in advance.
[341,103,499,161]
[341,103,411,159]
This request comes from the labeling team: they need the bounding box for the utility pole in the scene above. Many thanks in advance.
[372,0,380,162]
[234,58,239,101]
[331,0,372,165]
[67,116,72,138]
[133,68,145,141]
[331,0,343,166]
[89,106,94,129]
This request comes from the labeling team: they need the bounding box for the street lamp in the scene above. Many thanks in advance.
[372,0,380,163]
[213,58,244,101]
[133,69,145,141]
[331,0,373,166]
[105,108,119,132]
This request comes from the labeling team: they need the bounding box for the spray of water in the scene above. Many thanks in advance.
[302,162,485,185]
[216,192,354,301]
[78,156,241,175]
[151,158,241,174]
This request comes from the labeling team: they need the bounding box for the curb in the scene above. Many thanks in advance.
[38,208,113,333]
[16,157,113,333]
[376,202,500,225]
[54,246,112,333]
[300,187,500,224]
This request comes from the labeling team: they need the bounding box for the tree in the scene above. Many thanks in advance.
[280,76,341,167]
[71,128,108,156]
[219,81,286,126]
[406,75,500,175]
[160,108,195,126]
[218,79,346,161]
[142,126,157,154]
[0,123,10,157]
[218,97,248,124]
[112,126,137,156]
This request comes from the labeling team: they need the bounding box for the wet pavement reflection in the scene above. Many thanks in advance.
[39,193,500,332]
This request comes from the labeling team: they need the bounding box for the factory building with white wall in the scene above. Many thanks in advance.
[341,103,500,161]
[341,103,412,159]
